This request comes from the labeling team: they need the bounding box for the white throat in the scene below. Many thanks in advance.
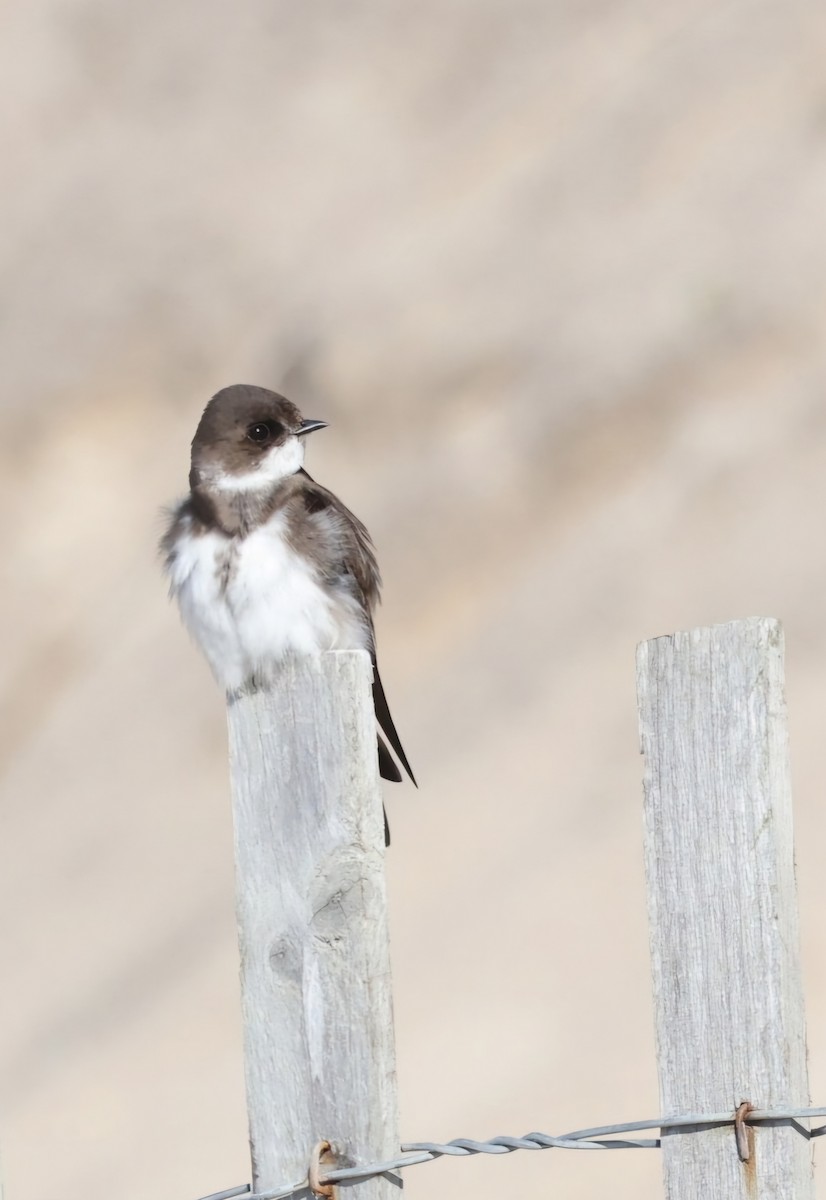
[209,437,305,493]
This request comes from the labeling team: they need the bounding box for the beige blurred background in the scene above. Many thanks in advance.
[2,1,826,1198]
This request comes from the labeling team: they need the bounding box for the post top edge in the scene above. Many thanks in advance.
[636,616,782,655]
[225,649,374,708]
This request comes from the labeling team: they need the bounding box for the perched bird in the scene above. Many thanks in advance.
[161,383,414,842]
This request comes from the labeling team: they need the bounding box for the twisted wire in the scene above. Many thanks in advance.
[195,1105,826,1200]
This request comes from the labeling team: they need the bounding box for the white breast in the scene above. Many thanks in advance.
[168,511,369,690]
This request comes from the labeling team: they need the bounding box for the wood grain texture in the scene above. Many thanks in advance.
[637,618,812,1199]
[226,651,399,1199]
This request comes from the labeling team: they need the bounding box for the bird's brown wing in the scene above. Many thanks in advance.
[295,469,416,788]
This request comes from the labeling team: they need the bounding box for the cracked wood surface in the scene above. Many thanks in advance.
[227,651,399,1198]
[637,619,813,1200]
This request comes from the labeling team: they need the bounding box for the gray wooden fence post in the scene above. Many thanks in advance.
[637,618,813,1199]
[226,650,399,1200]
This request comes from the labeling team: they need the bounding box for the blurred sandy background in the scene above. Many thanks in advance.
[2,2,826,1198]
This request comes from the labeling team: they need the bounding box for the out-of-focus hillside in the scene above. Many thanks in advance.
[2,3,826,1199]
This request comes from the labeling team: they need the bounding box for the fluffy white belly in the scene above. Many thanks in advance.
[169,512,368,689]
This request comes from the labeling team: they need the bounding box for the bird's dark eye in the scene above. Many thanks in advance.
[247,422,273,443]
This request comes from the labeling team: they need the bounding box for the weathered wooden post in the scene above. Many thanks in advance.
[226,650,399,1200]
[637,618,813,1199]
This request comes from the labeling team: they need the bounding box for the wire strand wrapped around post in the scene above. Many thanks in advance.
[226,651,400,1200]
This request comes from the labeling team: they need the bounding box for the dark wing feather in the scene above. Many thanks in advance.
[377,733,402,782]
[297,469,416,788]
[372,660,417,786]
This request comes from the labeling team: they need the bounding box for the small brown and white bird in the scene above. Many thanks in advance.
[161,384,414,839]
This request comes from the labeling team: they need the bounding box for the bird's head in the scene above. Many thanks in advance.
[189,384,327,494]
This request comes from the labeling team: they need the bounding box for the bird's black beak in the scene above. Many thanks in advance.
[297,419,328,436]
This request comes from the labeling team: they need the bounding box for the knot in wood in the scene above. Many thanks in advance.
[310,857,367,947]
